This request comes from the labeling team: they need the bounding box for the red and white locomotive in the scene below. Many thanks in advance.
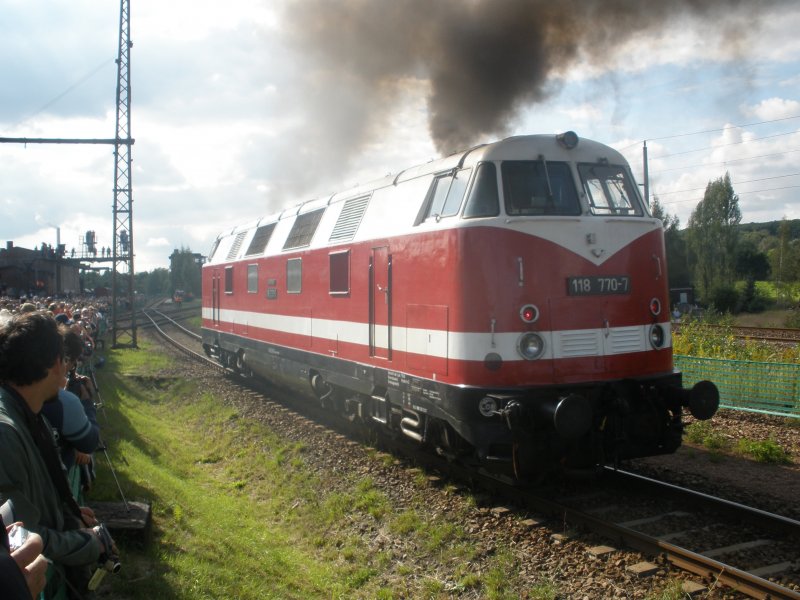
[202,132,718,477]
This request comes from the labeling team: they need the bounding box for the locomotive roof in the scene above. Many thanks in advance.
[207,133,633,263]
[229,134,623,229]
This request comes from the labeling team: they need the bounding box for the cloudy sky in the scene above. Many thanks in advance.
[1,0,799,272]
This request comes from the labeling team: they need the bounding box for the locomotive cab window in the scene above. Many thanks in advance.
[247,264,258,293]
[502,160,580,216]
[287,258,302,294]
[329,250,350,295]
[224,266,234,294]
[579,164,643,216]
[419,167,472,223]
[463,162,499,218]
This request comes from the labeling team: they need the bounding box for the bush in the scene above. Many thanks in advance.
[737,438,792,464]
[708,284,740,314]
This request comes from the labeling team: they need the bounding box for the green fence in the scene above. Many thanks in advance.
[674,355,800,418]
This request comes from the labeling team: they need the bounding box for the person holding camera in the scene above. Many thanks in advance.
[0,312,114,598]
[2,511,48,600]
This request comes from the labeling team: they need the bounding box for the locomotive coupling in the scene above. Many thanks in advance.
[498,393,592,441]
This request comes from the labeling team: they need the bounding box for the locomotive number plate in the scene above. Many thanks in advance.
[567,275,630,296]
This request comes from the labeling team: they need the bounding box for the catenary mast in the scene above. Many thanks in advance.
[0,1,136,347]
[111,0,136,348]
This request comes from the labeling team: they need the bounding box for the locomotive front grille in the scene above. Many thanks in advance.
[608,326,644,354]
[557,331,600,357]
[554,326,647,358]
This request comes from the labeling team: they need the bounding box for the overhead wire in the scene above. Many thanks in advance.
[660,184,800,205]
[653,173,800,196]
[617,114,800,151]
[653,148,800,173]
[3,58,114,134]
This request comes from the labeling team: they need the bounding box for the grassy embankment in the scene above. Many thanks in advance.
[87,340,702,599]
[89,341,560,599]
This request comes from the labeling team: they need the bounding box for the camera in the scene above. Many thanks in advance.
[7,523,30,552]
[95,523,120,573]
[87,523,120,591]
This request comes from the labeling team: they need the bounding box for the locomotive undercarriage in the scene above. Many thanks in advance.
[205,333,719,480]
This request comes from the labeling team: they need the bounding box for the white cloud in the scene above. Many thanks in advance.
[741,98,800,121]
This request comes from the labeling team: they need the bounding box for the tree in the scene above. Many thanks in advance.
[135,268,171,297]
[686,172,741,302]
[169,247,202,298]
[651,196,690,287]
[734,237,770,281]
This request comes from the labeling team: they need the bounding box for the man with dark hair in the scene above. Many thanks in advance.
[0,312,108,598]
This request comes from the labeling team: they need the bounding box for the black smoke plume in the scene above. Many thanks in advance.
[282,0,783,156]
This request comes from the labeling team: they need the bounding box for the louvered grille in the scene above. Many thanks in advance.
[226,231,247,260]
[608,326,643,354]
[557,331,600,356]
[330,195,370,242]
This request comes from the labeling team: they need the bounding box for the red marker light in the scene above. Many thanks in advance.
[649,298,661,316]
[520,304,539,323]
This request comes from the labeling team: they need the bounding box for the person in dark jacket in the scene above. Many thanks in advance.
[0,312,110,598]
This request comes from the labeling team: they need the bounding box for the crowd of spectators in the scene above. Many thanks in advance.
[0,296,115,599]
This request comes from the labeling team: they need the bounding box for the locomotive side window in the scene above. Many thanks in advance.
[224,266,234,294]
[329,250,350,295]
[578,164,643,216]
[287,258,302,294]
[284,208,325,250]
[420,167,472,223]
[245,223,276,256]
[462,162,499,218]
[247,264,258,293]
[502,161,580,216]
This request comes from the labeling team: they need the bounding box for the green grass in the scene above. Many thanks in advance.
[736,438,792,464]
[88,341,698,598]
[685,421,793,465]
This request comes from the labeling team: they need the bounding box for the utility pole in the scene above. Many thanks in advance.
[642,140,649,207]
[111,0,137,348]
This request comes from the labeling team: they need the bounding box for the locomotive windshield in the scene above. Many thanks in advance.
[501,161,581,216]
[578,163,644,216]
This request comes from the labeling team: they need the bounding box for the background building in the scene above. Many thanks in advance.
[0,241,81,297]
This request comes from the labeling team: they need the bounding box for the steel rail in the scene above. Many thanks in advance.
[140,310,223,371]
[149,308,201,340]
[603,467,800,537]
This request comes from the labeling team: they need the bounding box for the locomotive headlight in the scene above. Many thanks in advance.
[517,332,545,360]
[556,130,579,149]
[519,304,539,324]
[649,324,666,349]
[649,298,662,316]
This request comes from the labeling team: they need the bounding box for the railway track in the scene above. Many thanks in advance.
[146,318,800,599]
[675,322,800,345]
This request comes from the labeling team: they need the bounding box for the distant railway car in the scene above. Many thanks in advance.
[201,132,718,477]
[173,290,184,304]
